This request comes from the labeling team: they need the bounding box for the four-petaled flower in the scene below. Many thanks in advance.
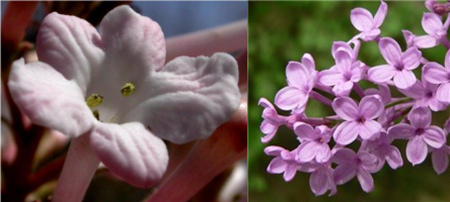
[294,123,332,163]
[264,146,301,182]
[259,98,286,143]
[8,6,240,187]
[388,107,446,165]
[414,12,448,48]
[332,95,384,145]
[423,49,450,103]
[350,1,387,41]
[368,37,422,89]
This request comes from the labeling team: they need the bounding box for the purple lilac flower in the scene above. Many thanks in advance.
[432,145,450,174]
[350,1,387,41]
[294,123,332,163]
[388,107,446,165]
[368,37,422,89]
[332,95,384,145]
[423,49,450,103]
[275,55,317,114]
[259,98,287,143]
[414,13,448,48]
[398,76,447,111]
[265,146,303,182]
[363,132,403,171]
[309,162,337,196]
[318,42,365,96]
[333,148,378,193]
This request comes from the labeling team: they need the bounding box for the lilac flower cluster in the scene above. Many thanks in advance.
[259,1,450,196]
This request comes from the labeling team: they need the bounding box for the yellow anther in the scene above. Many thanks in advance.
[121,83,135,97]
[86,94,104,108]
[93,110,100,120]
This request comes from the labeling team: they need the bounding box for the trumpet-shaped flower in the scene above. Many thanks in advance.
[350,1,387,41]
[332,95,384,145]
[388,107,446,165]
[8,6,240,188]
[368,37,421,89]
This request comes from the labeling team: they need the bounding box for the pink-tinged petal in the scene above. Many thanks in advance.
[436,83,450,103]
[358,120,382,140]
[379,37,402,66]
[406,136,428,165]
[373,1,388,28]
[423,126,446,148]
[283,164,297,182]
[316,144,332,163]
[432,148,449,174]
[332,97,359,121]
[333,148,356,164]
[8,59,95,137]
[297,141,320,163]
[275,87,306,111]
[350,8,374,32]
[423,62,449,84]
[361,29,381,41]
[310,168,328,196]
[258,97,275,109]
[286,61,310,90]
[90,122,168,188]
[100,5,165,72]
[402,30,415,48]
[428,97,447,112]
[397,80,425,100]
[294,122,317,141]
[260,121,278,143]
[357,169,374,193]
[333,121,359,146]
[387,123,415,139]
[334,164,356,185]
[122,53,240,144]
[264,146,284,156]
[301,53,316,74]
[335,49,352,70]
[368,65,396,83]
[37,12,104,93]
[393,70,416,89]
[332,42,352,59]
[408,107,431,129]
[318,68,344,86]
[385,146,403,169]
[414,35,438,48]
[402,48,421,70]
[332,81,353,97]
[425,0,437,12]
[360,95,384,119]
[267,157,286,174]
[358,151,378,172]
[422,12,444,35]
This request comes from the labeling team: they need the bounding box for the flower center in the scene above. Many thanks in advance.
[415,128,425,135]
[121,83,135,97]
[358,117,366,124]
[86,94,104,108]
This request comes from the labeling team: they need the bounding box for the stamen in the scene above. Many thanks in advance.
[121,83,135,97]
[86,94,104,108]
[93,110,100,120]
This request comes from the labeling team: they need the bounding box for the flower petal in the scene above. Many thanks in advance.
[121,53,240,144]
[423,126,446,148]
[36,11,104,93]
[332,97,359,121]
[264,146,285,156]
[8,59,95,137]
[379,37,402,66]
[414,35,438,48]
[422,12,443,36]
[333,121,359,145]
[436,83,450,103]
[301,53,316,74]
[373,1,388,28]
[350,8,374,32]
[401,47,421,70]
[387,123,415,139]
[294,122,317,141]
[260,121,279,143]
[359,95,384,119]
[334,164,356,185]
[99,5,165,71]
[267,157,286,174]
[423,62,449,84]
[275,87,306,111]
[90,122,168,188]
[432,147,449,175]
[358,120,382,140]
[357,169,374,193]
[393,70,416,89]
[368,65,396,84]
[408,107,431,129]
[318,68,344,86]
[286,61,310,90]
[283,164,297,182]
[406,136,428,165]
[297,141,320,163]
[385,146,403,169]
[310,168,328,196]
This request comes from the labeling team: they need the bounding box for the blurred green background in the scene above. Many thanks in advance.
[248,1,450,202]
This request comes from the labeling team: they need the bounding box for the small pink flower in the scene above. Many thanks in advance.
[350,1,387,41]
[414,13,448,48]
